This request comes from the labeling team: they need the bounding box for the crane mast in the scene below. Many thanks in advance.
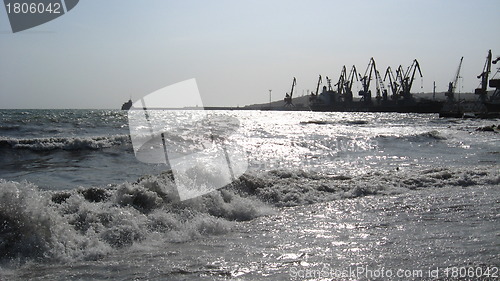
[315,75,323,95]
[394,65,405,99]
[344,65,358,103]
[474,50,492,102]
[308,75,325,105]
[489,56,500,102]
[326,76,333,91]
[375,69,387,103]
[284,77,296,106]
[336,66,347,97]
[401,59,422,101]
[359,57,377,104]
[384,66,400,100]
[445,56,463,102]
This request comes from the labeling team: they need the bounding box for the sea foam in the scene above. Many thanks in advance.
[0,164,498,263]
[0,135,130,151]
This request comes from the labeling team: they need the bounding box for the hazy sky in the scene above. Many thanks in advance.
[1,0,499,109]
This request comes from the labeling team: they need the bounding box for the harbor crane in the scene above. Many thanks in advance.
[359,58,377,104]
[343,65,358,103]
[326,76,333,91]
[375,69,388,103]
[336,66,347,98]
[315,75,323,95]
[309,75,322,103]
[445,56,463,102]
[400,59,423,101]
[384,66,401,100]
[474,50,492,102]
[488,55,500,103]
[284,77,296,107]
[335,65,358,103]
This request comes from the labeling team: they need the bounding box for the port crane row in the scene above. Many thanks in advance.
[284,57,424,107]
[283,50,499,117]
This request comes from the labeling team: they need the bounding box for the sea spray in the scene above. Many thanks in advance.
[0,163,498,264]
[0,135,130,151]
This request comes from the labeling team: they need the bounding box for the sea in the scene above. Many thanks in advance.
[0,109,498,280]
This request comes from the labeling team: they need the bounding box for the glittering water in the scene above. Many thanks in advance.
[0,109,498,280]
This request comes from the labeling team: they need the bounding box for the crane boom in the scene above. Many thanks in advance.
[400,59,422,101]
[340,65,357,103]
[446,57,463,101]
[315,75,322,95]
[284,77,296,106]
[452,57,464,93]
[384,66,400,100]
[336,66,347,96]
[375,69,387,101]
[347,65,358,89]
[290,76,297,97]
[396,66,405,85]
[326,76,332,91]
[407,59,423,91]
[475,50,492,102]
[360,57,376,92]
[358,58,377,103]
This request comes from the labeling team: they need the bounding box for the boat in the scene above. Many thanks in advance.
[121,99,132,110]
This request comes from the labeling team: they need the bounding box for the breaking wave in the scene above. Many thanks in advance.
[300,120,369,125]
[0,125,21,131]
[0,165,498,263]
[0,135,131,151]
[377,130,447,142]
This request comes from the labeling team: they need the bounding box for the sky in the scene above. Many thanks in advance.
[0,0,499,109]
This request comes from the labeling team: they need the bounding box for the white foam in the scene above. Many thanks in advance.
[0,135,130,151]
[0,163,497,264]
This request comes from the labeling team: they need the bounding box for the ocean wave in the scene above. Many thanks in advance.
[300,120,333,125]
[299,120,369,125]
[0,165,497,263]
[0,125,21,131]
[0,135,131,151]
[0,172,273,262]
[377,130,446,142]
